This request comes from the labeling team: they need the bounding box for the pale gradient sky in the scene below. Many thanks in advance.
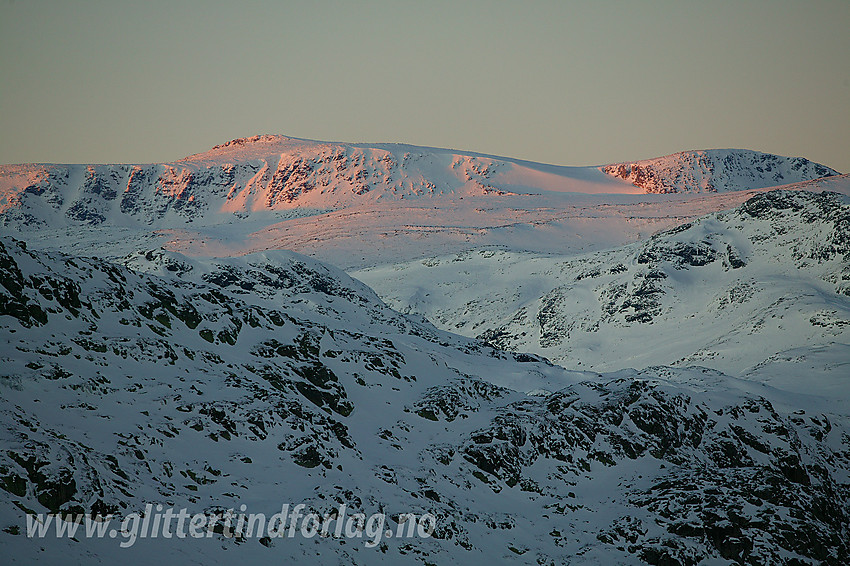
[1,0,848,171]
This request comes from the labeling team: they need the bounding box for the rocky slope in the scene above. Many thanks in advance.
[2,236,848,564]
[356,190,850,397]
[603,149,838,193]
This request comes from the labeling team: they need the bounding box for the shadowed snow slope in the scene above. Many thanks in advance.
[356,190,850,399]
[1,237,849,564]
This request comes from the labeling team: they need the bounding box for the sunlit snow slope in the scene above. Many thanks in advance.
[1,136,838,229]
[0,134,638,230]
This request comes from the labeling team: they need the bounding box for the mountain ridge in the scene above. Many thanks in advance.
[1,137,838,235]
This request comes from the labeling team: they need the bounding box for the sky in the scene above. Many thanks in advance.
[1,0,848,172]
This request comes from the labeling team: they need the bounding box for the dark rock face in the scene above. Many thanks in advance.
[0,238,399,503]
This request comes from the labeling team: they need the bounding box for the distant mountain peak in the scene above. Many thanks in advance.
[602,149,838,194]
[211,134,286,149]
[180,134,319,162]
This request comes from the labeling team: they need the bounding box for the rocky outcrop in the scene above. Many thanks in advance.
[603,149,838,193]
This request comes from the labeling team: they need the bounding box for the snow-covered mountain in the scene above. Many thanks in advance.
[356,190,850,399]
[2,135,842,273]
[2,136,848,565]
[1,136,838,234]
[2,236,848,564]
[603,149,838,194]
[0,135,636,231]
